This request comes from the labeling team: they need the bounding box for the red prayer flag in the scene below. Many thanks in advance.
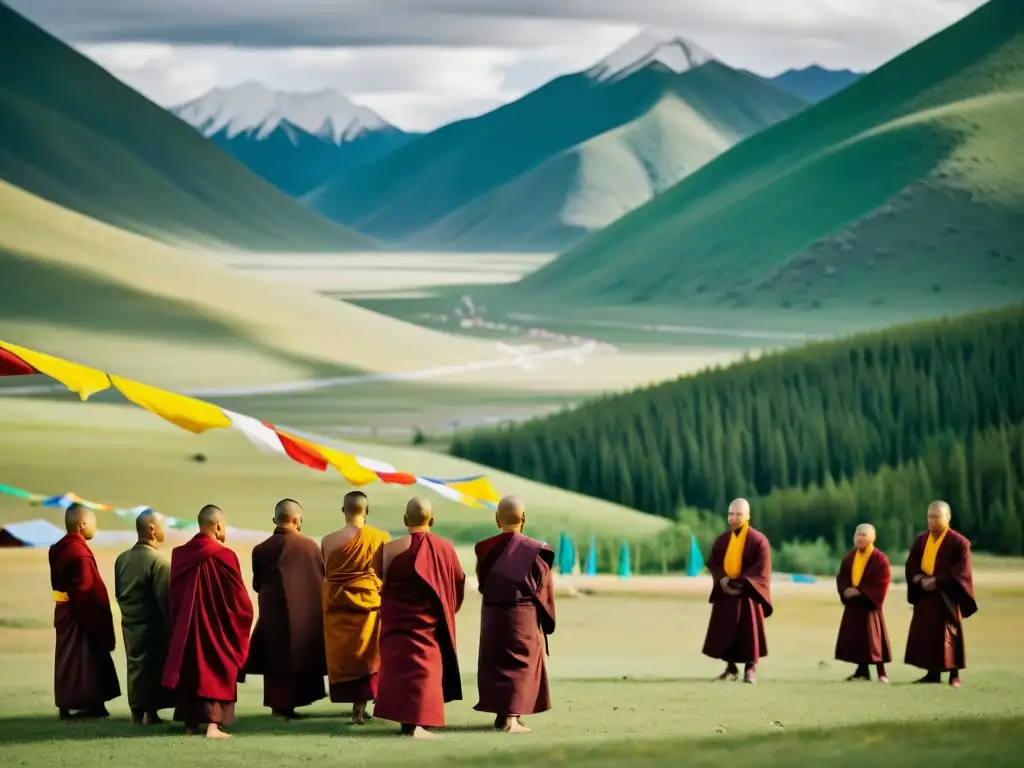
[266,423,329,471]
[0,348,37,377]
[376,471,417,485]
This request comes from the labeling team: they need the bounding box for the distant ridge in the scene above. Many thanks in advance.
[767,65,864,102]
[0,4,373,251]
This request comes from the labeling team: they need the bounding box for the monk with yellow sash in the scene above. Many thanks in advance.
[48,503,121,719]
[905,501,977,688]
[321,491,391,725]
[835,523,892,682]
[701,498,772,684]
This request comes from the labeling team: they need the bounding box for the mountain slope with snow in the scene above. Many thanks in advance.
[308,31,807,251]
[172,83,416,196]
[0,4,373,251]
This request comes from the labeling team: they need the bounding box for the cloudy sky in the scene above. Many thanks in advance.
[11,0,987,131]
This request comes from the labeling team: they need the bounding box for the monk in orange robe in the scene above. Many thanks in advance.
[321,490,391,725]
[49,503,121,720]
[905,500,978,688]
[702,498,772,684]
[375,497,465,738]
[244,499,326,719]
[835,523,892,682]
[162,505,254,738]
[474,496,556,733]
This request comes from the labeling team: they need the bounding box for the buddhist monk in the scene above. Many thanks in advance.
[244,499,327,719]
[114,509,174,724]
[834,523,892,683]
[905,500,978,688]
[374,497,466,738]
[49,503,121,720]
[162,505,254,738]
[321,490,391,725]
[474,496,556,734]
[702,498,773,684]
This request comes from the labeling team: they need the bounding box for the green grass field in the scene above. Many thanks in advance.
[0,546,1021,767]
[0,4,370,251]
[522,0,1024,312]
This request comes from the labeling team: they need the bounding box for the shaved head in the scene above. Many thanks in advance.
[927,500,952,534]
[853,523,876,551]
[65,503,97,539]
[274,498,302,527]
[343,490,368,519]
[497,496,526,531]
[135,508,166,546]
[404,497,433,528]
[727,498,751,530]
[198,504,226,543]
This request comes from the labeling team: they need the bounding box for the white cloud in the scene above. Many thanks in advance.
[13,0,990,131]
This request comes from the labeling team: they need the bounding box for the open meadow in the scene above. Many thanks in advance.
[0,548,1022,767]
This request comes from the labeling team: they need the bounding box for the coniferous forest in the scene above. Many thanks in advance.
[452,304,1024,557]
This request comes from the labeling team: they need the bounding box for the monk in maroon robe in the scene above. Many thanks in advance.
[375,497,466,738]
[702,498,772,684]
[162,505,254,738]
[905,501,978,688]
[474,496,556,733]
[835,523,892,682]
[49,504,121,719]
[244,499,326,719]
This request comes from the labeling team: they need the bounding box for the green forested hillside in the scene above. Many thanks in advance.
[0,3,373,251]
[452,303,1024,554]
[522,0,1024,311]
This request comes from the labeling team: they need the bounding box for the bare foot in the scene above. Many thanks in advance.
[142,712,164,725]
[878,676,889,684]
[352,703,367,725]
[845,674,869,682]
[205,724,232,739]
[743,670,757,685]
[404,726,439,739]
[130,712,143,725]
[950,678,961,689]
[184,726,199,736]
[504,717,531,734]
[715,669,738,682]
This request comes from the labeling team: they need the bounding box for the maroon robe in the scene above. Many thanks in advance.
[48,533,121,710]
[702,526,773,664]
[162,535,254,725]
[244,527,327,711]
[474,532,556,717]
[835,547,892,664]
[374,532,465,728]
[904,528,977,671]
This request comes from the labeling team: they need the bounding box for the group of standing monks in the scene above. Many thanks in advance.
[47,491,979,738]
[48,493,557,738]
[701,498,978,687]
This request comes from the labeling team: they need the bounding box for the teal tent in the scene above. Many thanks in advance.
[686,532,705,577]
[618,541,632,578]
[585,535,597,576]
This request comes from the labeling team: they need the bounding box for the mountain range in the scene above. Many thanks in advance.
[171,83,418,196]
[305,30,808,251]
[0,2,371,251]
[520,0,1024,312]
[766,66,864,102]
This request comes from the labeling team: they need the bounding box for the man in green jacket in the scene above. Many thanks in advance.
[114,509,174,724]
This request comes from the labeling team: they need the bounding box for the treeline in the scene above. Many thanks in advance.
[452,304,1024,554]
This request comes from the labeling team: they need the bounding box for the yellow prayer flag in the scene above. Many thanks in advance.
[110,375,231,433]
[288,436,380,486]
[0,340,110,400]
[447,476,501,504]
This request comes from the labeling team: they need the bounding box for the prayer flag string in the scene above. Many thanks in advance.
[0,340,500,510]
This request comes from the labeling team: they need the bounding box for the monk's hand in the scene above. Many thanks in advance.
[719,576,733,592]
[843,587,860,599]
[922,576,937,591]
[912,574,924,584]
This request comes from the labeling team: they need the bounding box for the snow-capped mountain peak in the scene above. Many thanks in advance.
[586,29,715,83]
[171,81,392,144]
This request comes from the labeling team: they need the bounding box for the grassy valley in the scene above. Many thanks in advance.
[521,0,1024,313]
[0,3,372,251]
